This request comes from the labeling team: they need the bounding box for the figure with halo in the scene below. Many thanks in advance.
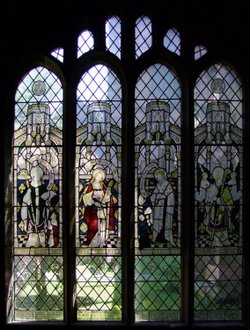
[82,167,116,247]
[20,163,57,247]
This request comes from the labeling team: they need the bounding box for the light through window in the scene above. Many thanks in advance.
[134,63,182,321]
[5,13,246,328]
[75,64,122,320]
[194,63,243,321]
[12,67,63,321]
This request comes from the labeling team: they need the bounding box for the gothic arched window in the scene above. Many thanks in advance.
[75,64,122,320]
[135,63,181,321]
[3,8,247,330]
[12,66,64,321]
[194,63,243,321]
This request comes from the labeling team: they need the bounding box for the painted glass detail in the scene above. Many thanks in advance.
[76,64,122,320]
[12,66,63,321]
[134,64,181,321]
[194,63,243,321]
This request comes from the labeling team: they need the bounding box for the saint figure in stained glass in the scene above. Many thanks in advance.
[195,163,241,248]
[80,167,118,247]
[202,167,232,247]
[18,161,59,247]
[150,168,175,245]
[195,98,242,248]
[14,67,63,250]
[137,164,178,249]
[194,64,243,321]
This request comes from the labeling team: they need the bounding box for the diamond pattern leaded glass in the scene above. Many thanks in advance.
[163,28,181,56]
[76,256,122,320]
[105,16,121,59]
[15,67,63,130]
[194,255,242,320]
[76,65,122,320]
[12,67,63,322]
[135,64,181,321]
[194,45,208,60]
[135,256,181,321]
[77,30,94,58]
[7,16,246,326]
[51,48,64,63]
[77,65,121,127]
[194,63,243,321]
[135,16,152,59]
[13,256,63,321]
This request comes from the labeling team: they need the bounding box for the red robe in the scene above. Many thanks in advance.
[83,184,115,245]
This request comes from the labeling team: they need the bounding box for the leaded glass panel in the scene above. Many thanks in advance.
[135,16,152,59]
[76,64,122,320]
[12,67,63,322]
[194,63,243,321]
[135,64,181,321]
[194,45,208,60]
[76,256,122,320]
[135,256,181,321]
[51,48,64,63]
[163,29,181,56]
[77,30,94,58]
[14,256,63,321]
[105,16,121,59]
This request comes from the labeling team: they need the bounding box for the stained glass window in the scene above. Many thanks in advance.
[194,63,243,321]
[163,28,181,56]
[77,30,94,58]
[135,64,182,321]
[12,66,63,321]
[135,16,152,59]
[75,64,122,320]
[105,16,121,59]
[5,9,248,329]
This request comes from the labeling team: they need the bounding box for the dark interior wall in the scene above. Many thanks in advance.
[1,0,250,57]
[0,0,249,127]
[1,0,250,110]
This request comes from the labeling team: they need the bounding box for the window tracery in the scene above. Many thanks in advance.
[5,13,245,327]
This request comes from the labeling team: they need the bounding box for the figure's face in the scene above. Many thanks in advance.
[93,169,105,182]
[30,166,43,187]
[95,172,104,182]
